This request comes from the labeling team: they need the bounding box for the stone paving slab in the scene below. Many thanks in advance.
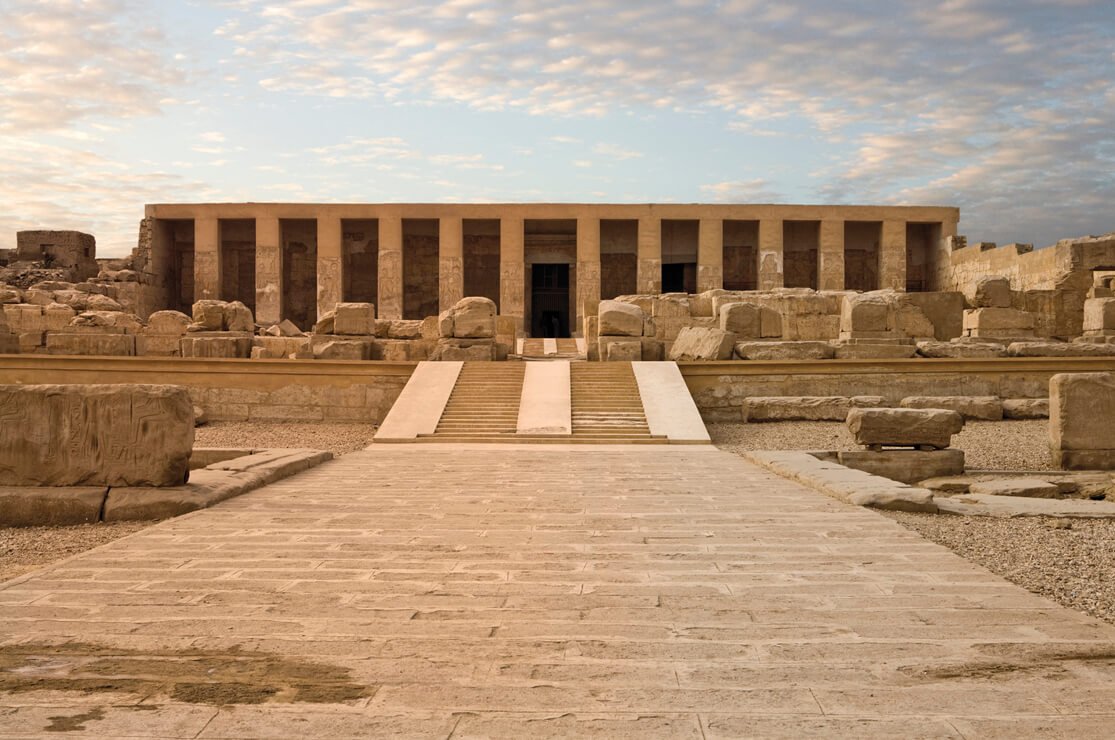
[2,445,1115,738]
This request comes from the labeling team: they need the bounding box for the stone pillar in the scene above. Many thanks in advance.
[818,219,845,291]
[576,217,601,328]
[637,216,661,294]
[500,217,525,328]
[316,216,342,320]
[439,217,463,311]
[697,218,723,292]
[255,217,282,324]
[881,220,907,291]
[378,216,404,320]
[194,217,220,301]
[757,218,783,290]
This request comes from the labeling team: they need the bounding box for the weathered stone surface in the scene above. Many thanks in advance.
[1003,398,1050,419]
[599,300,645,337]
[0,288,21,304]
[223,300,255,332]
[0,333,17,354]
[1083,297,1115,333]
[146,310,191,335]
[436,311,454,338]
[900,395,1003,421]
[312,310,335,334]
[719,302,761,338]
[334,302,376,335]
[734,341,834,361]
[916,340,1006,358]
[599,337,641,362]
[1007,341,1115,357]
[833,343,917,359]
[136,334,182,356]
[971,276,1012,308]
[180,335,252,358]
[314,340,370,360]
[838,449,965,485]
[70,310,142,333]
[449,296,496,338]
[963,307,1036,336]
[840,291,891,332]
[275,319,305,337]
[84,293,123,312]
[968,478,1061,498]
[746,395,886,422]
[252,336,312,359]
[0,384,193,487]
[1050,372,1115,470]
[43,303,75,331]
[902,292,965,340]
[846,487,938,513]
[0,486,108,527]
[192,299,225,330]
[47,332,135,356]
[668,327,735,361]
[846,407,965,449]
[430,338,493,361]
[387,319,424,340]
[373,339,430,362]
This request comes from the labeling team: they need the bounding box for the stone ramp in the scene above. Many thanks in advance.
[2,445,1115,737]
[377,360,709,444]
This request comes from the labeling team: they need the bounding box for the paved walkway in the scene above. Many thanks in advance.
[2,446,1115,738]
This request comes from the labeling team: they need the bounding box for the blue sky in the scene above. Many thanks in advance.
[2,0,1113,257]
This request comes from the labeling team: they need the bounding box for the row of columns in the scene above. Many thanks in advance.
[190,216,913,326]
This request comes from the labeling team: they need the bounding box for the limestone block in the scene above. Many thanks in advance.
[784,313,839,341]
[180,335,252,359]
[1003,398,1050,419]
[599,300,645,337]
[1007,341,1115,357]
[84,293,123,312]
[334,302,376,335]
[1050,372,1115,469]
[760,307,783,338]
[18,332,43,352]
[437,311,454,338]
[450,296,497,338]
[746,396,886,422]
[0,333,17,354]
[223,301,255,332]
[833,343,916,359]
[0,288,21,304]
[599,337,641,362]
[719,302,761,338]
[963,308,1036,336]
[430,338,494,361]
[900,395,1003,421]
[846,407,965,449]
[251,336,311,359]
[639,337,663,361]
[192,299,225,330]
[689,290,727,317]
[916,340,1006,358]
[24,289,54,306]
[387,320,424,339]
[901,292,965,340]
[840,292,891,333]
[372,339,430,362]
[146,310,191,335]
[651,295,690,318]
[421,315,440,340]
[47,333,135,356]
[845,487,938,513]
[734,341,834,361]
[668,327,736,361]
[70,310,143,334]
[43,303,76,331]
[136,334,183,356]
[314,340,370,360]
[0,487,108,527]
[968,478,1060,498]
[4,304,45,332]
[971,276,1012,308]
[893,303,935,339]
[1083,298,1115,333]
[276,319,305,337]
[838,449,965,485]
[0,384,193,487]
[312,310,335,335]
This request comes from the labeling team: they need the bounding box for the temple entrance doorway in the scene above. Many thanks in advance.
[531,263,571,338]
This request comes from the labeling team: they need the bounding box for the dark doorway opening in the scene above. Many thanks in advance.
[531,263,570,338]
[662,263,695,293]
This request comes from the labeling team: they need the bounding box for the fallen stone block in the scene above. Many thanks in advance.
[146,310,191,335]
[900,395,1003,421]
[449,296,497,338]
[1002,398,1049,419]
[315,339,370,360]
[333,302,376,335]
[136,334,182,356]
[668,327,735,361]
[963,307,1036,337]
[387,320,425,340]
[838,449,965,485]
[1083,297,1115,333]
[833,343,916,359]
[846,407,965,449]
[719,302,761,338]
[734,341,834,361]
[312,310,335,335]
[372,339,430,361]
[1050,372,1115,470]
[224,301,254,332]
[46,332,135,356]
[970,276,1012,308]
[599,337,642,361]
[1007,342,1115,357]
[180,334,252,358]
[0,384,193,487]
[598,300,645,337]
[845,488,938,513]
[746,395,886,422]
[192,299,225,330]
[916,340,1006,358]
[0,486,108,527]
[430,338,493,361]
[968,478,1061,499]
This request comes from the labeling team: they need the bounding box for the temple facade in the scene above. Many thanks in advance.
[143,203,959,335]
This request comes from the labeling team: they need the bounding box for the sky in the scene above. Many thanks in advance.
[2,0,1113,258]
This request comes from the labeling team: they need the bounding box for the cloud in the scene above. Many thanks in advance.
[700,179,784,203]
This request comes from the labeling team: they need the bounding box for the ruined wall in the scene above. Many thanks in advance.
[15,231,98,282]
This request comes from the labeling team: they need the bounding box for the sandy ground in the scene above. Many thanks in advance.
[194,421,378,456]
[0,523,149,583]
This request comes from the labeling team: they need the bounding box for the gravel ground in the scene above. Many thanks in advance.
[882,512,1115,624]
[194,422,378,456]
[709,419,1053,470]
[0,523,149,583]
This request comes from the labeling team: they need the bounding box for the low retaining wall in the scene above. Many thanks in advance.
[0,356,414,423]
[679,357,1115,422]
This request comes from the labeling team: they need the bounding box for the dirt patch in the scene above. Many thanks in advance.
[45,707,105,733]
[0,522,150,583]
[0,642,373,706]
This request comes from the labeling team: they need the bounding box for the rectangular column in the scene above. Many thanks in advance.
[193,217,220,302]
[499,217,525,328]
[378,216,404,319]
[818,219,844,291]
[316,216,342,319]
[439,217,463,311]
[576,217,601,328]
[637,217,661,294]
[255,217,282,324]
[697,218,723,292]
[757,218,783,290]
[881,220,907,291]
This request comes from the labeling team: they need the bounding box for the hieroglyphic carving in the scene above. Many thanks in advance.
[439,256,463,311]
[881,220,907,291]
[378,248,403,320]
[757,218,784,290]
[317,256,342,320]
[818,219,845,291]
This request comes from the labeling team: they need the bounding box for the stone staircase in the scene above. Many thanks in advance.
[570,363,661,443]
[516,338,585,360]
[420,363,525,442]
